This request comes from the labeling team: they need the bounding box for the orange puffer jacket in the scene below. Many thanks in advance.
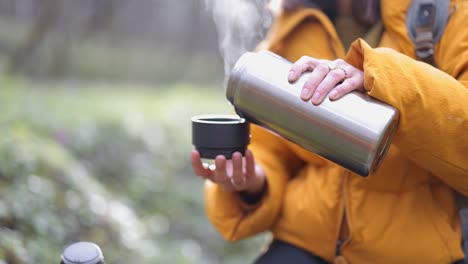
[204,0,468,263]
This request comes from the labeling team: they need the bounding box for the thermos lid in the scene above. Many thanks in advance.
[61,242,104,264]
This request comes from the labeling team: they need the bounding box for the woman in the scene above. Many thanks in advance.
[191,0,468,263]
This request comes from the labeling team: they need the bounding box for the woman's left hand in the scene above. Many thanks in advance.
[288,56,365,105]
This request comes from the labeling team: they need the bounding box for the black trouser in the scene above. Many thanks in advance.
[254,240,328,264]
[255,240,466,264]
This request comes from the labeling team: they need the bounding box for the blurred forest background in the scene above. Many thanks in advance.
[0,0,272,263]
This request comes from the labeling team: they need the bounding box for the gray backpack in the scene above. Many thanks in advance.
[406,0,450,66]
[407,0,467,262]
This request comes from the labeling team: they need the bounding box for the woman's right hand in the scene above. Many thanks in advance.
[191,149,266,196]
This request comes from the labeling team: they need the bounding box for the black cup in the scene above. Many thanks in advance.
[191,114,250,159]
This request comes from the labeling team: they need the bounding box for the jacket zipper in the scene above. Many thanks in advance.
[337,169,352,256]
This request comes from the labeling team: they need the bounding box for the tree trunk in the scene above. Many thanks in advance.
[8,0,61,74]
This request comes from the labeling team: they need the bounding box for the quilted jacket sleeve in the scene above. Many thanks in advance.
[345,2,468,194]
[204,124,301,241]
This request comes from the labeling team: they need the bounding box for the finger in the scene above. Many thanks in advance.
[328,68,364,100]
[214,155,229,183]
[191,150,212,179]
[288,56,321,83]
[231,152,245,190]
[300,62,330,101]
[244,149,256,179]
[328,76,362,100]
[311,67,347,105]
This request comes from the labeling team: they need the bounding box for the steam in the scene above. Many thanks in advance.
[204,0,272,82]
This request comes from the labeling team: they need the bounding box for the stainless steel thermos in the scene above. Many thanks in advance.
[226,51,399,176]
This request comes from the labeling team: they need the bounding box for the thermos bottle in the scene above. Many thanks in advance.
[226,51,399,176]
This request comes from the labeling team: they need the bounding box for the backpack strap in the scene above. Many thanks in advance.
[455,191,468,264]
[406,0,450,66]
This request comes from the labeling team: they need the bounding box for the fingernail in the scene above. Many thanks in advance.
[312,92,320,102]
[301,88,309,99]
[288,70,295,81]
[329,90,338,99]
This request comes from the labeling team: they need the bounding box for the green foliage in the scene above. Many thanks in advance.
[0,78,267,264]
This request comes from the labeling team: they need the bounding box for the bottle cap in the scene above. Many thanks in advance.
[61,242,104,264]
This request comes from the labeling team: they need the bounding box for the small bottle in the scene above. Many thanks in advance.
[60,242,105,264]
